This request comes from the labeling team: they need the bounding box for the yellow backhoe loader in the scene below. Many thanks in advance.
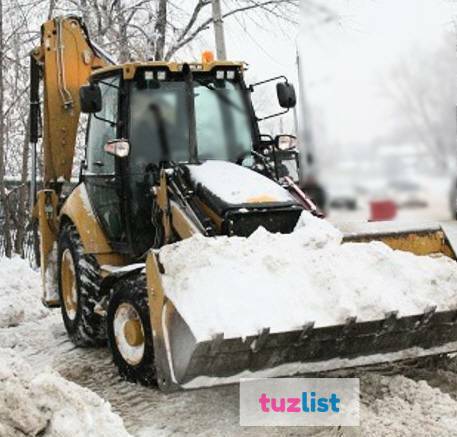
[30,16,457,392]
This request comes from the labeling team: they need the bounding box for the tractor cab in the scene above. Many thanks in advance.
[80,58,299,257]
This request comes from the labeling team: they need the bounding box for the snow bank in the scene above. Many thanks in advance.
[160,212,457,341]
[187,160,294,204]
[0,257,48,328]
[361,373,457,437]
[0,348,131,437]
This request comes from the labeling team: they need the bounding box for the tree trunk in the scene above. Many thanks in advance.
[0,0,12,258]
[153,0,167,61]
[115,0,130,62]
[47,0,56,19]
[14,116,30,256]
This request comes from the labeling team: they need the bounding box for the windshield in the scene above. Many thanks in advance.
[129,77,253,174]
[194,80,253,161]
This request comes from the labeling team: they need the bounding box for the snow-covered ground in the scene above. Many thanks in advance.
[0,348,131,437]
[3,228,457,435]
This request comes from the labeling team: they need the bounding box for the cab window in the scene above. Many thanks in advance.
[86,76,120,174]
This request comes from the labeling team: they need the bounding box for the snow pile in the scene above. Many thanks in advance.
[361,374,457,437]
[187,160,294,204]
[0,257,49,328]
[160,212,457,341]
[0,348,131,437]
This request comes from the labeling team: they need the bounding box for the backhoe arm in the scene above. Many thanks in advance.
[30,16,110,305]
[31,16,109,185]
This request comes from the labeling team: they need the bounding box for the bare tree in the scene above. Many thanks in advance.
[383,35,456,170]
[0,0,48,257]
[0,0,13,258]
[55,0,333,62]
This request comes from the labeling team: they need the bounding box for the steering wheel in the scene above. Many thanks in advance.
[236,150,254,166]
[236,150,277,180]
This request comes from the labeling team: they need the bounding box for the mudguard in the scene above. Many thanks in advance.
[59,183,125,267]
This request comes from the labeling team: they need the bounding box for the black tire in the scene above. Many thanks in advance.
[107,275,156,386]
[57,223,106,346]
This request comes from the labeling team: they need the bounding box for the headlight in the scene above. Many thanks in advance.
[276,135,298,151]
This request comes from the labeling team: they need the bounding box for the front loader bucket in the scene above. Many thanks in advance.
[146,221,457,392]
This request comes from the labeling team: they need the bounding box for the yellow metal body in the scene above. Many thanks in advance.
[33,17,106,184]
[346,230,454,258]
[91,60,244,82]
[37,183,127,302]
[34,190,59,304]
[59,184,126,266]
[146,251,177,390]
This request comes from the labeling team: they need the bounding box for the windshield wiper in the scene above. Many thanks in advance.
[149,103,170,160]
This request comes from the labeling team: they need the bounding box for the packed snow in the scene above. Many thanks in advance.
[361,373,457,437]
[160,211,457,341]
[3,230,457,436]
[187,160,294,204]
[0,348,131,437]
[0,257,131,437]
[0,257,49,328]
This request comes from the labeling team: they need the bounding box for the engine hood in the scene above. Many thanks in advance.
[185,160,297,212]
[184,160,302,237]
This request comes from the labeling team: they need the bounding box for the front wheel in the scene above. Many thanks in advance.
[107,275,156,386]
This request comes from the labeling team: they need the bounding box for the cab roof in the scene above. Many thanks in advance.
[90,60,245,80]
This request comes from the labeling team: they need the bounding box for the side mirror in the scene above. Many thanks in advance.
[276,82,296,109]
[104,139,130,158]
[275,134,297,151]
[80,84,102,113]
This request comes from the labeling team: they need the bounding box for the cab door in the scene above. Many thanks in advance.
[83,75,125,246]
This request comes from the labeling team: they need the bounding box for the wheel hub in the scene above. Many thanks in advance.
[114,303,145,365]
[61,248,77,320]
[124,319,144,346]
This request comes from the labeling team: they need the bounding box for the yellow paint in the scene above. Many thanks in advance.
[61,248,77,316]
[35,17,107,184]
[193,198,223,231]
[146,251,166,345]
[124,319,144,347]
[91,59,245,81]
[36,189,58,301]
[36,189,58,261]
[156,171,172,243]
[246,194,279,203]
[170,202,201,239]
[59,184,126,266]
[345,230,454,258]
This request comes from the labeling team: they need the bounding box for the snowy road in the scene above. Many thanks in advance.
[4,308,457,436]
[4,258,457,436]
[0,311,346,436]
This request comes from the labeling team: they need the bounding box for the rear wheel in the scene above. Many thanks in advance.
[107,276,156,386]
[58,223,106,346]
